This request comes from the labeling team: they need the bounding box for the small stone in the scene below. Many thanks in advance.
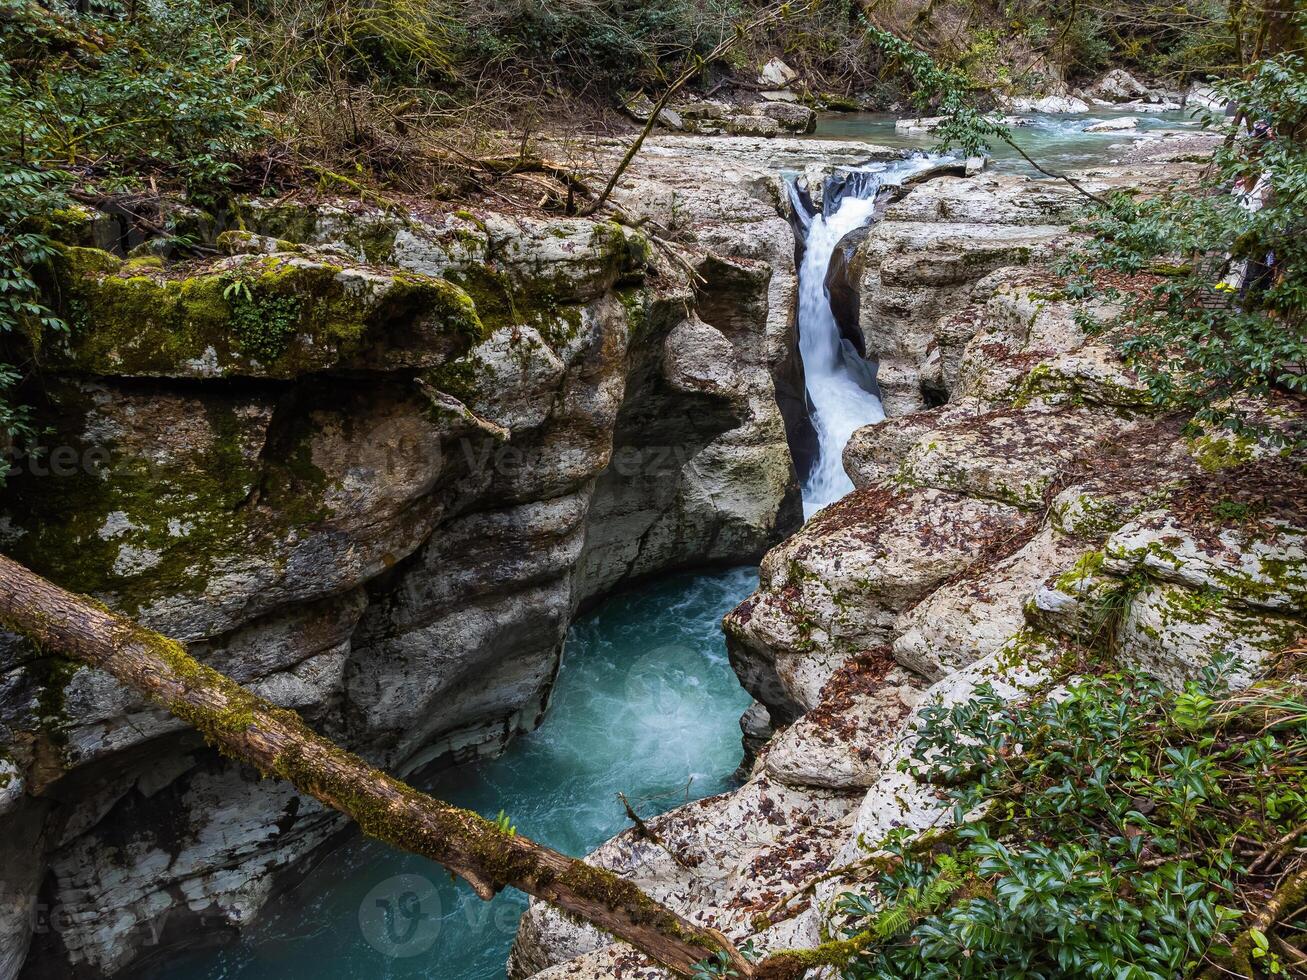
[1085,116,1139,132]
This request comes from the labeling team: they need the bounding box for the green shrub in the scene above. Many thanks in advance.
[1,0,271,196]
[1060,53,1307,447]
[446,0,743,95]
[835,665,1307,978]
[0,0,272,482]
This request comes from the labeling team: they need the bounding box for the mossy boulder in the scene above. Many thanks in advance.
[0,377,456,642]
[236,198,406,264]
[1115,579,1305,689]
[54,247,486,379]
[1013,343,1154,413]
[1102,510,1307,613]
[892,406,1136,511]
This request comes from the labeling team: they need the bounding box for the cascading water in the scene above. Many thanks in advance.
[792,157,946,518]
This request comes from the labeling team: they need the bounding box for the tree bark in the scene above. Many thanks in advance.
[0,553,757,979]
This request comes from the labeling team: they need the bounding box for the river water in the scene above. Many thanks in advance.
[813,108,1195,175]
[791,156,947,516]
[151,568,757,980]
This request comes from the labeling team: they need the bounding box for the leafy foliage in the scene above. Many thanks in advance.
[1060,53,1307,445]
[452,0,741,95]
[835,665,1307,978]
[0,161,66,468]
[0,0,271,481]
[692,939,758,979]
[2,0,271,195]
[997,0,1242,80]
[863,25,1012,158]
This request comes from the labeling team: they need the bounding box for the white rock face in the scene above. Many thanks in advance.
[850,172,1111,416]
[1103,512,1307,612]
[893,407,1139,510]
[510,773,861,978]
[1085,116,1140,132]
[723,487,1024,721]
[758,57,798,87]
[762,659,927,788]
[893,527,1091,680]
[1116,580,1305,689]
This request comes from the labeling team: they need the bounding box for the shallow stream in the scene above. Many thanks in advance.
[150,569,757,980]
[813,109,1196,174]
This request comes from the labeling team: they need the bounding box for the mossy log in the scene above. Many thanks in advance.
[0,553,757,978]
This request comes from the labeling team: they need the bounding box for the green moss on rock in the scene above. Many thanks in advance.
[53,247,485,379]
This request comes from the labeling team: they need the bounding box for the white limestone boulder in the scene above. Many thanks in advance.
[1102,512,1307,613]
[724,487,1024,721]
[1116,580,1305,689]
[762,654,927,789]
[893,527,1092,680]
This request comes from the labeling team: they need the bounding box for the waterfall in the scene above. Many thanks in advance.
[792,157,945,518]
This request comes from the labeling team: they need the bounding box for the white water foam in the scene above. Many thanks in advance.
[794,157,945,518]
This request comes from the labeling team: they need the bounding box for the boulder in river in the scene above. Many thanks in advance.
[1085,115,1140,132]
[622,91,684,130]
[894,115,946,133]
[1003,94,1090,113]
[1186,82,1231,113]
[726,113,781,137]
[1087,68,1150,102]
[756,100,816,133]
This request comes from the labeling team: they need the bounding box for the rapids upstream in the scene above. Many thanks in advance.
[148,569,757,980]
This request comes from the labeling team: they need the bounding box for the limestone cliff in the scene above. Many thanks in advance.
[0,137,878,978]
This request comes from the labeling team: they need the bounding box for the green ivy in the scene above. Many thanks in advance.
[228,284,302,364]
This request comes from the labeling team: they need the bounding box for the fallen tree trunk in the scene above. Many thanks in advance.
[0,553,758,979]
